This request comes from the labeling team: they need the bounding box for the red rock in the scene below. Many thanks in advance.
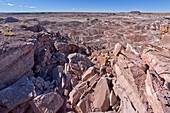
[82,66,96,81]
[93,77,110,111]
[69,82,88,106]
[30,92,63,113]
[76,98,91,113]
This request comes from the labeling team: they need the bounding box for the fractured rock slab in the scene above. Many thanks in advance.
[142,50,170,83]
[30,92,63,113]
[93,77,110,112]
[0,76,36,113]
[0,43,34,90]
[68,53,93,78]
[82,66,96,81]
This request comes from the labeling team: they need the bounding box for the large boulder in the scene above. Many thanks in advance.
[30,92,63,113]
[145,70,169,113]
[0,76,36,113]
[68,53,93,78]
[0,43,34,90]
[113,52,148,113]
[69,82,88,106]
[93,77,110,112]
[141,50,170,83]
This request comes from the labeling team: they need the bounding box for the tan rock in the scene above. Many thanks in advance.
[69,82,88,105]
[113,43,123,56]
[54,42,83,53]
[97,56,108,65]
[114,63,147,113]
[142,50,170,82]
[30,92,63,113]
[113,51,149,113]
[87,74,99,87]
[82,67,96,81]
[76,98,91,113]
[159,34,170,49]
[93,77,110,111]
[145,71,164,113]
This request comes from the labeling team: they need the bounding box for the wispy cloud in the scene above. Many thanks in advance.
[25,6,36,9]
[28,6,36,9]
[7,3,14,6]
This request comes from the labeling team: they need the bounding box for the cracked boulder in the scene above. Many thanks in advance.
[142,50,170,83]
[93,77,110,112]
[30,92,63,113]
[0,76,36,113]
[68,53,93,78]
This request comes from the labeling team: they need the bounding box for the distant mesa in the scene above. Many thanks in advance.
[130,11,141,14]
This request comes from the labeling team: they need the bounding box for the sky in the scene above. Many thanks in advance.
[0,0,170,12]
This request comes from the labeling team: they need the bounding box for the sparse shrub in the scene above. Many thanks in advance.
[0,29,16,36]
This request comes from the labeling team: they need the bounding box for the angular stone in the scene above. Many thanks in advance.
[145,71,165,113]
[30,92,63,113]
[159,34,170,49]
[112,51,151,113]
[87,74,99,87]
[114,63,147,113]
[69,82,88,105]
[52,67,61,83]
[0,76,36,113]
[76,98,90,113]
[0,43,34,90]
[11,102,30,113]
[141,50,170,82]
[110,90,117,107]
[122,97,136,113]
[82,67,96,81]
[93,77,110,111]
[68,53,93,78]
[113,43,123,56]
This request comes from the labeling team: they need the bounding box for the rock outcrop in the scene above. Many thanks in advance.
[0,43,34,90]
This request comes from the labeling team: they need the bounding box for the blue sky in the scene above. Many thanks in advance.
[0,0,170,12]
